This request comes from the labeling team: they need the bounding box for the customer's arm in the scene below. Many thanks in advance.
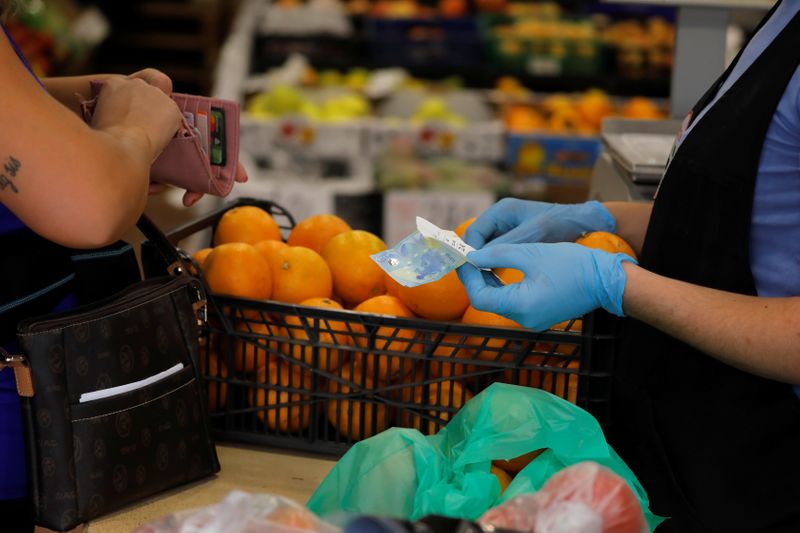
[0,39,181,248]
[622,263,800,383]
[41,68,173,116]
[603,201,653,256]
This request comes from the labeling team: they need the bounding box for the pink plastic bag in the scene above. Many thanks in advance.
[480,462,648,533]
[133,491,340,533]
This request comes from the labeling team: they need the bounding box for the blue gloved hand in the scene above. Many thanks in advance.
[457,242,637,331]
[463,198,617,249]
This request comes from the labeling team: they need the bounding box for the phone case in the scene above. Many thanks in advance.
[80,81,240,197]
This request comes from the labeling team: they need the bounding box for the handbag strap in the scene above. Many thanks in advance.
[0,347,34,397]
[137,214,187,276]
[136,214,208,324]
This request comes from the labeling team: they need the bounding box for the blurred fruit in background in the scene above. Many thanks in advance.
[439,0,468,18]
[411,98,466,126]
[621,96,666,120]
[503,89,666,135]
[246,85,371,122]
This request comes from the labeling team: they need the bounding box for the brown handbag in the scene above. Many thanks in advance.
[0,216,220,532]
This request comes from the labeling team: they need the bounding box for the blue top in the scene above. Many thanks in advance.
[680,1,800,299]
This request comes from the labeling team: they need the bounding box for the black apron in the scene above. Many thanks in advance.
[607,4,800,532]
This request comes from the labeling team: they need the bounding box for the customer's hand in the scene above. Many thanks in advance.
[127,68,173,95]
[457,242,636,331]
[177,162,250,207]
[464,199,617,249]
[91,76,182,161]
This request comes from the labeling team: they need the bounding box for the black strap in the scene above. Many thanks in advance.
[136,214,186,276]
[689,0,784,125]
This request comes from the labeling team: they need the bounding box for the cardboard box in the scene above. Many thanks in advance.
[239,115,369,180]
[506,133,601,182]
[383,189,495,246]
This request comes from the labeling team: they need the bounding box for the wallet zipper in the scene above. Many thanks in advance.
[18,276,204,334]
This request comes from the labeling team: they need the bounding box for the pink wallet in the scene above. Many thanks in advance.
[81,81,240,197]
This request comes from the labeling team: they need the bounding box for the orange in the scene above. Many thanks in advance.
[353,295,420,382]
[203,243,272,300]
[535,319,583,355]
[270,246,333,303]
[234,321,286,372]
[322,230,388,306]
[254,239,289,269]
[454,216,476,238]
[385,274,403,298]
[214,205,282,245]
[496,267,524,284]
[492,448,546,474]
[401,380,473,435]
[284,297,351,372]
[461,305,524,359]
[490,465,513,495]
[192,247,213,268]
[621,96,665,120]
[200,349,228,412]
[396,270,469,321]
[327,362,389,441]
[287,214,352,254]
[249,362,313,432]
[505,106,545,133]
[575,231,637,260]
[267,506,318,530]
[503,357,579,403]
[576,89,613,132]
[430,334,477,380]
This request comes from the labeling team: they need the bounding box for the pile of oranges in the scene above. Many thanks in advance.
[195,204,636,442]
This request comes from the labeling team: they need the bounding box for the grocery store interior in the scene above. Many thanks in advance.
[4,0,784,532]
[9,0,771,240]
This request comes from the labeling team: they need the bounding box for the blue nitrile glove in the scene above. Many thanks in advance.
[463,199,616,249]
[457,242,637,331]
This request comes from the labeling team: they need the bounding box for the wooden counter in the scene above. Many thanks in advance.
[86,444,337,532]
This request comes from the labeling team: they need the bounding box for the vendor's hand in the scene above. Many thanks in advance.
[464,199,617,249]
[457,242,636,331]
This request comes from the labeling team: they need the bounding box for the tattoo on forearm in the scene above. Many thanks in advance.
[0,155,21,193]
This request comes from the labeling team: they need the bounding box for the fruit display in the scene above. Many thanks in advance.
[246,85,372,122]
[376,150,509,192]
[197,203,629,444]
[482,2,675,80]
[4,1,103,77]
[503,88,666,136]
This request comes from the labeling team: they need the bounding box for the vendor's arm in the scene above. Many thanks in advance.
[603,201,652,256]
[41,68,173,116]
[0,38,181,248]
[622,263,800,384]
[460,240,800,385]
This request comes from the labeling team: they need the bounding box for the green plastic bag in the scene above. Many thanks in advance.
[308,383,665,531]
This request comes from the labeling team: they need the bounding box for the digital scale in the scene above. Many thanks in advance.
[588,118,681,203]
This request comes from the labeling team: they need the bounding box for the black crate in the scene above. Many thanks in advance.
[366,18,485,70]
[164,198,619,456]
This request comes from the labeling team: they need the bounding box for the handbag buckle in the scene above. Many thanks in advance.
[0,349,34,398]
[167,260,184,276]
[191,284,208,326]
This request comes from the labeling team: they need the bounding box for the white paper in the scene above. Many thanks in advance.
[79,362,184,403]
[416,216,475,258]
[416,217,505,286]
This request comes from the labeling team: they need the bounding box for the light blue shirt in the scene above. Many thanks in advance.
[681,2,800,299]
